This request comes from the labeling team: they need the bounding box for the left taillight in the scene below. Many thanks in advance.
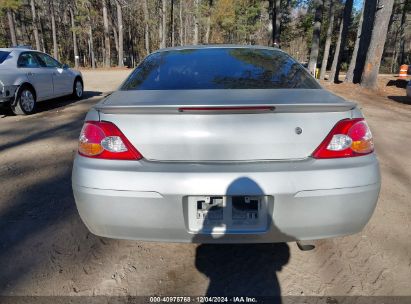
[78,121,143,160]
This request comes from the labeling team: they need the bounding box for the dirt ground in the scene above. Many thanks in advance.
[0,70,410,297]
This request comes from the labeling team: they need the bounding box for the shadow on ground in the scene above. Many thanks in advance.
[196,243,289,297]
[193,178,291,297]
[387,95,411,105]
[386,79,408,89]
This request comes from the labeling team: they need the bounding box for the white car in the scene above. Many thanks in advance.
[0,47,83,115]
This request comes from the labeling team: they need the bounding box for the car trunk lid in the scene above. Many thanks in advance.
[96,89,355,161]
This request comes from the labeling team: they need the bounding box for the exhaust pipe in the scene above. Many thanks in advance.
[296,240,315,251]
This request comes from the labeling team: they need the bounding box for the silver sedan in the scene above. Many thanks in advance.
[0,47,83,115]
[72,45,380,244]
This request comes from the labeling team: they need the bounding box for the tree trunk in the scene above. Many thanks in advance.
[274,0,281,46]
[361,0,395,89]
[389,1,402,73]
[112,22,119,53]
[30,0,41,50]
[328,0,353,83]
[184,3,189,45]
[102,0,111,67]
[268,0,273,45]
[269,0,281,46]
[345,4,364,82]
[179,0,183,45]
[16,12,24,43]
[130,22,135,67]
[87,36,91,67]
[89,24,96,69]
[101,37,104,64]
[205,17,211,44]
[391,45,399,73]
[160,0,167,48]
[126,19,133,66]
[397,0,408,66]
[116,0,124,67]
[38,3,46,53]
[193,0,199,45]
[69,7,79,69]
[50,1,58,59]
[352,0,377,83]
[159,16,163,49]
[143,0,150,54]
[204,0,212,44]
[170,0,175,47]
[7,9,17,46]
[328,18,343,82]
[319,0,334,80]
[308,0,324,76]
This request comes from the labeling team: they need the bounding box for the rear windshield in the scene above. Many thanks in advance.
[121,48,320,90]
[0,51,11,64]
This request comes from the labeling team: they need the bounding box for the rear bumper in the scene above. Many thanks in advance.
[72,154,380,243]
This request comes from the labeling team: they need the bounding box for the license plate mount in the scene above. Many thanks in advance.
[187,195,269,233]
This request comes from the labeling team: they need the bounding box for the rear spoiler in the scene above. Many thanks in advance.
[95,103,356,114]
[94,89,357,114]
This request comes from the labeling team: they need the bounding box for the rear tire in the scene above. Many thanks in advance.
[72,78,84,99]
[11,85,36,115]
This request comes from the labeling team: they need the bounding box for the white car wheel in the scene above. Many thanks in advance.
[73,79,83,99]
[11,86,36,115]
[20,89,35,112]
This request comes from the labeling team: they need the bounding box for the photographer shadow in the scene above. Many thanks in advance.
[192,177,291,297]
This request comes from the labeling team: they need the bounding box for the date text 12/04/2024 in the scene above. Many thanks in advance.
[149,297,258,303]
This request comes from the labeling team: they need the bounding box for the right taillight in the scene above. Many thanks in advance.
[312,118,374,159]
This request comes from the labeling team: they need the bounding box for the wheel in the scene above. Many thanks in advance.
[11,85,36,115]
[72,78,84,99]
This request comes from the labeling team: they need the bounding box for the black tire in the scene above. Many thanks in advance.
[11,85,37,115]
[72,78,84,99]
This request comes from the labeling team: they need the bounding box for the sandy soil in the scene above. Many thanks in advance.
[0,70,410,297]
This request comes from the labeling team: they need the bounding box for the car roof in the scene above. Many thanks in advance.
[0,47,34,55]
[0,48,45,67]
[0,47,31,51]
[152,44,286,54]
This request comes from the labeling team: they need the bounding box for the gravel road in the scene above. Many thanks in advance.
[0,70,410,297]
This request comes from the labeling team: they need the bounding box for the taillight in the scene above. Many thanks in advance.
[312,118,374,159]
[78,121,143,160]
